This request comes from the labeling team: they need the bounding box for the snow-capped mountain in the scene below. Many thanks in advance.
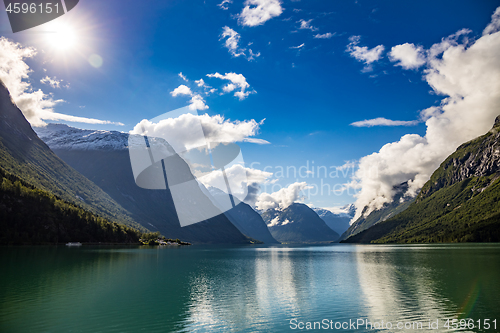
[34,123,171,151]
[262,203,340,243]
[33,123,253,244]
[313,204,354,235]
[201,185,279,244]
[35,123,130,150]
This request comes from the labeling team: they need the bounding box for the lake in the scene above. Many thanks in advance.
[1,244,499,332]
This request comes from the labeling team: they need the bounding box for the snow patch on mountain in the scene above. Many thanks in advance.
[34,123,170,151]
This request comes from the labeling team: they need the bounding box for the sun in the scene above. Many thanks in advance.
[45,21,79,51]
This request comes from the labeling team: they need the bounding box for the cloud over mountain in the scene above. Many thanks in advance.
[348,9,500,222]
[131,113,268,152]
[256,182,312,211]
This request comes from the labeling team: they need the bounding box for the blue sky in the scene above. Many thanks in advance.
[1,0,499,210]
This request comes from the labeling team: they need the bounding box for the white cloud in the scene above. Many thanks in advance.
[349,10,500,222]
[483,7,500,35]
[170,84,208,110]
[220,26,261,61]
[290,43,304,49]
[195,78,207,87]
[40,76,63,88]
[200,164,273,206]
[220,26,245,57]
[346,36,385,71]
[255,181,312,211]
[314,32,335,39]
[218,0,232,10]
[350,117,419,127]
[248,49,261,60]
[0,37,121,126]
[189,94,208,110]
[297,19,318,31]
[222,83,236,92]
[388,43,426,70]
[170,84,192,97]
[238,0,283,27]
[131,114,267,152]
[178,72,188,82]
[207,72,254,100]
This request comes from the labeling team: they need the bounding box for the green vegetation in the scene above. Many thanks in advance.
[0,167,147,245]
[139,231,191,245]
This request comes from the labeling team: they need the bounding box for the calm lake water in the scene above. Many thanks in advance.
[1,244,499,332]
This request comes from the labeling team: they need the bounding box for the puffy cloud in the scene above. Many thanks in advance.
[170,84,192,97]
[388,43,426,70]
[188,94,208,110]
[195,78,207,87]
[220,26,261,61]
[238,0,283,27]
[349,10,500,222]
[199,164,274,206]
[256,182,312,211]
[170,84,208,110]
[207,72,254,100]
[222,83,236,93]
[218,0,232,10]
[346,36,385,71]
[297,19,318,31]
[131,113,268,152]
[314,32,335,39]
[350,117,419,127]
[0,37,121,126]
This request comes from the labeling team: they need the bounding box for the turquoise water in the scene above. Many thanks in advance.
[1,244,499,332]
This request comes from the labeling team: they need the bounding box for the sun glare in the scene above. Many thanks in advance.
[45,21,79,51]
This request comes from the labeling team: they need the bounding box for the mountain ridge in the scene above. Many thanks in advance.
[35,124,254,244]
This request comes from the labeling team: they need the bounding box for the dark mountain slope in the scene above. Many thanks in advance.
[0,80,142,231]
[36,126,252,244]
[224,200,280,244]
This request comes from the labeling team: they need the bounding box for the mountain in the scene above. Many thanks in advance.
[343,116,500,244]
[0,80,144,232]
[339,183,414,241]
[204,186,279,244]
[262,203,340,243]
[34,123,252,244]
[224,201,280,244]
[313,204,353,235]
